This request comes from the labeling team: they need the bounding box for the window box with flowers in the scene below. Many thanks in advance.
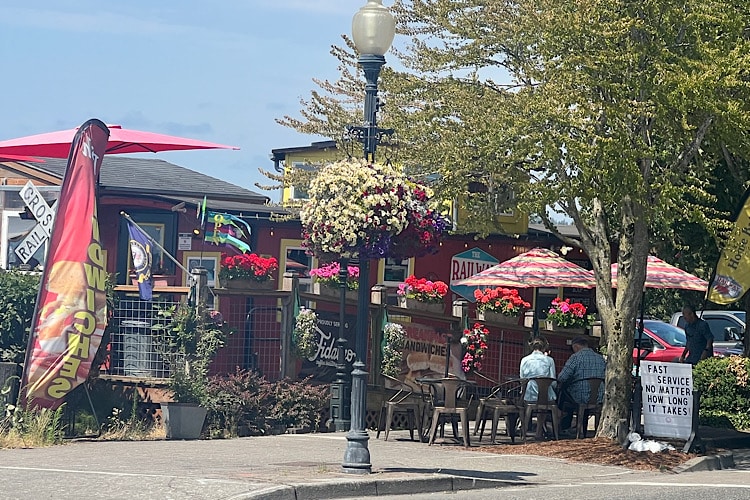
[544,297,595,334]
[460,323,489,374]
[397,275,449,313]
[309,262,359,300]
[474,287,531,326]
[219,253,279,290]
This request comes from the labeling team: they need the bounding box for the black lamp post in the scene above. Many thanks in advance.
[342,0,396,474]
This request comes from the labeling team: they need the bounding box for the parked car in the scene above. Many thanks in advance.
[633,320,687,364]
[669,310,744,354]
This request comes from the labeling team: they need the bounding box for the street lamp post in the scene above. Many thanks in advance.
[342,0,396,474]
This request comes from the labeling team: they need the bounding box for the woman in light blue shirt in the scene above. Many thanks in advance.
[520,336,557,402]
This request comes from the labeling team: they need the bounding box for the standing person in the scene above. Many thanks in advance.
[520,336,557,439]
[679,305,713,366]
[557,336,606,435]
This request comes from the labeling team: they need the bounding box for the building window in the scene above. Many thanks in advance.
[280,238,314,292]
[381,257,412,286]
[116,212,177,283]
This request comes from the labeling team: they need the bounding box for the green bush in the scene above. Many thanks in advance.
[693,356,750,430]
[204,370,329,437]
[0,271,40,363]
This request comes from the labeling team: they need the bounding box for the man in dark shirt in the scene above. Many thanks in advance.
[557,336,606,433]
[679,305,713,365]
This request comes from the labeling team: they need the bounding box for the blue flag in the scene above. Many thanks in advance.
[127,221,153,301]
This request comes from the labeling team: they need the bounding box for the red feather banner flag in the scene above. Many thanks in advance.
[20,119,110,408]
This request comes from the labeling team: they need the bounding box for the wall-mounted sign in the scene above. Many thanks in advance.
[178,232,193,251]
[449,247,499,302]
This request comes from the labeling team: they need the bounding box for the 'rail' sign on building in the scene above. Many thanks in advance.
[449,247,499,302]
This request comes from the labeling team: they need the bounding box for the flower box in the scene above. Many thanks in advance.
[223,278,275,290]
[545,321,586,335]
[477,310,520,326]
[313,282,357,301]
[398,296,444,314]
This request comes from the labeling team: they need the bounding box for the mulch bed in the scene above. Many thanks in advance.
[473,437,698,471]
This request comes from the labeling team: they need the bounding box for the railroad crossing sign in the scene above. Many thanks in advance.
[14,181,56,264]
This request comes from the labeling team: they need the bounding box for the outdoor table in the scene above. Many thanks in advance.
[416,376,475,445]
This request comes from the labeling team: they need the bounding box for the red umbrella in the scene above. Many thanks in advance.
[0,124,239,158]
[0,154,44,162]
[611,255,707,291]
[454,247,595,335]
[454,247,595,288]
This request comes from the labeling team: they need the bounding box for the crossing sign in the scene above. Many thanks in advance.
[14,181,56,264]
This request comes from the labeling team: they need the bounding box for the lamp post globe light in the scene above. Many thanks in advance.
[342,0,395,474]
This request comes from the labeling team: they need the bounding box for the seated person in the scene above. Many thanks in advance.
[520,336,557,439]
[557,336,606,433]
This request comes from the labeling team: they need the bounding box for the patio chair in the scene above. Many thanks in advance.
[522,377,560,442]
[376,374,423,442]
[475,379,524,443]
[426,377,472,447]
[574,377,605,439]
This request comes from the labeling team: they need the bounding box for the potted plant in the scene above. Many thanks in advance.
[219,253,278,289]
[153,302,233,439]
[460,323,489,374]
[545,297,595,334]
[474,287,531,325]
[397,275,449,313]
[309,262,359,299]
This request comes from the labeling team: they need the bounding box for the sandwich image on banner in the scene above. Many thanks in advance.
[21,119,110,409]
[127,220,154,301]
[708,188,750,305]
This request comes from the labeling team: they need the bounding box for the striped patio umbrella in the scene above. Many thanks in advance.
[611,255,707,291]
[454,247,595,289]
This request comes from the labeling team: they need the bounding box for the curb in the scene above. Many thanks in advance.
[673,451,735,473]
[240,475,520,500]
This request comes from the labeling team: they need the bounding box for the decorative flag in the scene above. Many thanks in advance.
[127,220,154,301]
[204,210,252,254]
[708,188,750,305]
[21,119,110,409]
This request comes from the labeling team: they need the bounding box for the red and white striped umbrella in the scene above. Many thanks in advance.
[611,256,707,291]
[454,247,595,288]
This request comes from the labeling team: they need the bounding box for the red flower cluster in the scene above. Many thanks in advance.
[546,297,593,328]
[460,323,489,373]
[474,287,531,316]
[398,275,449,303]
[219,253,279,282]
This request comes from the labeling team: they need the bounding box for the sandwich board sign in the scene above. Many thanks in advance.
[14,181,56,264]
[640,360,693,440]
[449,247,499,302]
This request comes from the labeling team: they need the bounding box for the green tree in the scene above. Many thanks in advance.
[280,0,750,439]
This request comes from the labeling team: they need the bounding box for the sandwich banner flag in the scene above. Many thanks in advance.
[708,188,750,305]
[127,220,154,301]
[21,119,110,409]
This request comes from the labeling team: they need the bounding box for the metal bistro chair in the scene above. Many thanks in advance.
[426,377,472,447]
[475,379,524,444]
[522,377,560,442]
[574,377,605,439]
[376,374,423,442]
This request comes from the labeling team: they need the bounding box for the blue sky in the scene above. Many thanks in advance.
[0,1,355,200]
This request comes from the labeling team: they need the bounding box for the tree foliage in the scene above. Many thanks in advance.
[280,0,750,438]
[0,271,40,363]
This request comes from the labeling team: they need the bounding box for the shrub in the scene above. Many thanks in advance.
[204,371,329,437]
[266,377,328,430]
[0,271,41,363]
[204,368,272,437]
[693,356,750,430]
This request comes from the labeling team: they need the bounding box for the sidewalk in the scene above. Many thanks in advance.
[0,426,747,500]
